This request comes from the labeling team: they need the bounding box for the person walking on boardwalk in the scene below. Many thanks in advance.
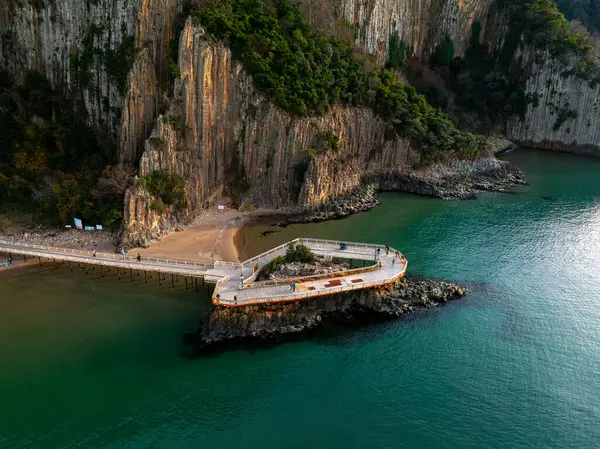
[92,249,97,257]
[376,248,381,260]
[121,246,125,258]
[136,252,141,262]
[385,243,390,255]
[392,258,395,268]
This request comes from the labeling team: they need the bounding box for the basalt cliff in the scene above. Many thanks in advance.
[0,0,596,236]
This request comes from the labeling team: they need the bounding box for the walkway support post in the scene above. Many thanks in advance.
[38,257,42,266]
[144,271,147,283]
[101,265,104,277]
[158,271,161,286]
[130,268,134,281]
[185,276,188,290]
[171,274,175,288]
[195,278,198,292]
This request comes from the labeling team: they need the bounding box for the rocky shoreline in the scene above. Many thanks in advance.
[185,276,468,353]
[0,227,120,252]
[286,157,526,224]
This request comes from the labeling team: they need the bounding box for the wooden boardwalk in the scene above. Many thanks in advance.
[0,238,407,307]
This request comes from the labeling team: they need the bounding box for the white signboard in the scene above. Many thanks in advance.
[84,226,95,231]
[65,225,72,229]
[218,205,225,210]
[96,225,103,231]
[74,218,83,230]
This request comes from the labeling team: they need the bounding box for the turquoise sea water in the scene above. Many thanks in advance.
[1,149,600,448]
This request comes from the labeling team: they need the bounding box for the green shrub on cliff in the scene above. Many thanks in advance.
[520,0,594,57]
[143,171,187,211]
[193,0,487,161]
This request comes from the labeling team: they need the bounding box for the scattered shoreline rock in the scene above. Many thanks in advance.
[185,276,467,353]
[0,227,119,252]
[288,184,380,224]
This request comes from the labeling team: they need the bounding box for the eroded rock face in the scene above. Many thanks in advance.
[338,0,504,64]
[122,185,175,247]
[0,0,180,161]
[187,276,468,352]
[507,50,600,156]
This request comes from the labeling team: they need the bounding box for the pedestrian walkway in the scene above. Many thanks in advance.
[0,238,407,307]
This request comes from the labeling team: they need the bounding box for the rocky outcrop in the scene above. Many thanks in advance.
[121,185,176,247]
[186,276,468,352]
[376,157,527,198]
[507,50,600,156]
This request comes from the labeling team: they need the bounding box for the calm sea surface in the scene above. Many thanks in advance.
[1,149,600,448]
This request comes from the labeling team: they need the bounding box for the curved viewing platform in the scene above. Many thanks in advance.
[0,238,407,307]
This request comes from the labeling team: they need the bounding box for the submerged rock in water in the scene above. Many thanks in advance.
[186,276,467,353]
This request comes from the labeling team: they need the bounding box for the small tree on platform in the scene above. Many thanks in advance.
[284,242,316,264]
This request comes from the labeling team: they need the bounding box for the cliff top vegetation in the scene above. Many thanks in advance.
[555,0,600,35]
[403,0,600,133]
[192,0,488,162]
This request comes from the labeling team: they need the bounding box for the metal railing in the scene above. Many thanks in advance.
[0,240,213,269]
[241,239,300,268]
[214,265,408,306]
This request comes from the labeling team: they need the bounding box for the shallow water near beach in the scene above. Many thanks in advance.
[1,149,600,448]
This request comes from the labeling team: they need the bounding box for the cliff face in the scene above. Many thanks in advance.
[338,0,504,63]
[0,0,180,162]
[507,50,600,156]
[338,0,600,156]
[122,21,421,244]
[121,20,525,246]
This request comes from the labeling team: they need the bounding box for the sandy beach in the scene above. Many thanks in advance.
[0,208,289,268]
[137,209,287,263]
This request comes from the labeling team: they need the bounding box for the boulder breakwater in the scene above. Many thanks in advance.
[185,276,467,353]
